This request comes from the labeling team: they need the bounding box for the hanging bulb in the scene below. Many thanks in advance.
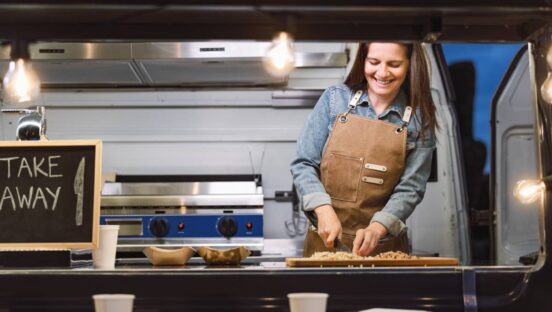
[513,179,545,204]
[3,59,40,104]
[263,32,295,77]
[2,40,41,106]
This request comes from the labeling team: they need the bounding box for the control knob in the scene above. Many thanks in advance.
[149,217,169,238]
[217,216,238,238]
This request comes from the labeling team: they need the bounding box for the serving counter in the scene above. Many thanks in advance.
[0,259,530,312]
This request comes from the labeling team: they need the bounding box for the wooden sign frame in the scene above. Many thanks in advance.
[0,140,102,249]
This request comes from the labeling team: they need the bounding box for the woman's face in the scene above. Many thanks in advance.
[364,43,410,99]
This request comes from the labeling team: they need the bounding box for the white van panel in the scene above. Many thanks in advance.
[407,45,471,263]
[407,89,469,261]
[494,48,539,265]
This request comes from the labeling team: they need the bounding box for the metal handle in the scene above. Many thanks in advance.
[1,108,35,114]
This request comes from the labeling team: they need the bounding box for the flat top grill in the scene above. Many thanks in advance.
[99,175,264,252]
[101,175,263,209]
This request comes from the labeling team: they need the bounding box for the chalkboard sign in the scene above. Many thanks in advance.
[0,140,101,249]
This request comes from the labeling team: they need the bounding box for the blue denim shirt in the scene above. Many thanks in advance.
[290,84,436,236]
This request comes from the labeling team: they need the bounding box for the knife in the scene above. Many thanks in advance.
[74,157,85,226]
[306,211,352,252]
[334,237,352,253]
[378,234,394,245]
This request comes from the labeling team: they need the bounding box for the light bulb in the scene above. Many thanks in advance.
[513,179,545,204]
[2,58,41,105]
[263,32,295,77]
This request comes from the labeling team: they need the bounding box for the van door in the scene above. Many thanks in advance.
[492,45,539,265]
[406,44,471,264]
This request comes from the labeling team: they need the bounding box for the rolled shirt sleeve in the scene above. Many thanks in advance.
[290,88,333,211]
[371,141,436,236]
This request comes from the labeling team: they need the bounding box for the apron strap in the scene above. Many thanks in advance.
[341,90,414,132]
[400,106,413,130]
[341,90,363,121]
[348,90,363,110]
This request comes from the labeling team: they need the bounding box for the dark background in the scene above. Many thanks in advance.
[442,43,523,173]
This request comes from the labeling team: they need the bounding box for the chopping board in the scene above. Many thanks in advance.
[285,256,459,267]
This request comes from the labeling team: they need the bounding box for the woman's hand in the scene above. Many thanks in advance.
[314,205,342,248]
[352,222,389,256]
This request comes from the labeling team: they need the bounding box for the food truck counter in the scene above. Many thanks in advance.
[0,261,531,311]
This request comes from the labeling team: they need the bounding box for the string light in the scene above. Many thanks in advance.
[2,40,41,105]
[514,176,552,204]
[263,32,295,77]
[514,179,546,204]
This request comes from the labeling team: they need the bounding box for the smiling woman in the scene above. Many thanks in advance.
[290,41,438,257]
[346,42,438,140]
[363,43,410,115]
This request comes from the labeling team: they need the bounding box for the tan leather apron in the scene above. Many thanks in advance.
[304,90,412,257]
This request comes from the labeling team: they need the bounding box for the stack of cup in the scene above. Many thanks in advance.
[288,293,329,312]
[93,294,135,312]
[92,225,120,269]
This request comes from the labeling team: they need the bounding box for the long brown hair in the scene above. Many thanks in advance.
[344,42,438,139]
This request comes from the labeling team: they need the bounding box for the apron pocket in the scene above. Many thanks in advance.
[323,153,362,202]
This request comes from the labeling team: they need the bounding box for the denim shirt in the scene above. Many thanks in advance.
[290,84,436,236]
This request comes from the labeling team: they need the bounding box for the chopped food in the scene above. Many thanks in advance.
[310,251,369,260]
[309,250,418,260]
[372,251,418,260]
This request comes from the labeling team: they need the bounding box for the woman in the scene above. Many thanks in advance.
[290,42,437,257]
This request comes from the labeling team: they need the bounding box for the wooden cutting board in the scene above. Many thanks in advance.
[286,257,459,267]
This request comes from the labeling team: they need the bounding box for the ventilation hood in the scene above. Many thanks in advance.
[0,41,347,88]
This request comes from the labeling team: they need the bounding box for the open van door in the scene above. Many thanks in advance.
[406,44,471,264]
[492,45,539,265]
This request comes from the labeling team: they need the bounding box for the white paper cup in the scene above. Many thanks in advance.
[92,225,120,269]
[93,294,135,312]
[288,293,329,312]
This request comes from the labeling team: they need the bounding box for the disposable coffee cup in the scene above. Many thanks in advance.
[92,225,120,269]
[93,294,135,312]
[288,293,329,312]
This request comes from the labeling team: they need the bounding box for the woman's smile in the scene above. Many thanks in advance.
[365,42,409,102]
[372,76,394,87]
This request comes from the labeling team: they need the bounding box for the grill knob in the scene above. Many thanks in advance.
[149,217,169,238]
[217,216,238,238]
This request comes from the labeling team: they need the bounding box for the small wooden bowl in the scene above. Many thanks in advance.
[143,246,195,266]
[197,246,250,265]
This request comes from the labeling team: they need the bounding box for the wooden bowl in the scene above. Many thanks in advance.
[143,246,195,266]
[197,246,250,265]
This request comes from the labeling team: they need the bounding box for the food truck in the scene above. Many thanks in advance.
[0,1,550,311]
